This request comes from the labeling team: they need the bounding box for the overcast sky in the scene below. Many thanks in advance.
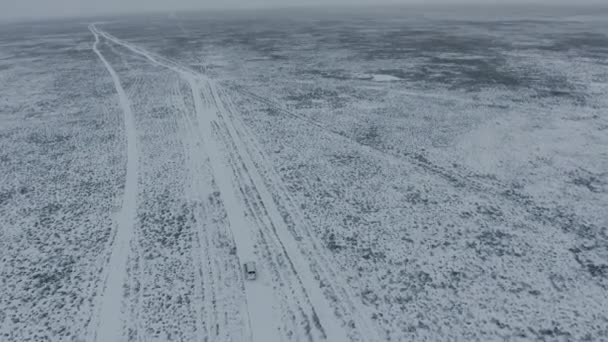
[1,0,604,21]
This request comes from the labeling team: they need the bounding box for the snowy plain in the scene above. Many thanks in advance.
[1,5,608,341]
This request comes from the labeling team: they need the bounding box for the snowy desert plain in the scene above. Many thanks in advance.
[1,5,608,341]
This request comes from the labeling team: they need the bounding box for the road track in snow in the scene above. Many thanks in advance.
[216,87,384,342]
[89,24,139,342]
[204,80,362,342]
[90,23,373,341]
[186,75,282,342]
[99,26,598,339]
[171,80,221,342]
[89,25,602,339]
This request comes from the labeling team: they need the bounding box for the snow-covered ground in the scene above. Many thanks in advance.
[1,6,607,341]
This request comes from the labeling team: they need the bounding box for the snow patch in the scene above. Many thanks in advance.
[371,74,401,82]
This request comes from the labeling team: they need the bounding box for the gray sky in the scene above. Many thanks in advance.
[1,0,603,21]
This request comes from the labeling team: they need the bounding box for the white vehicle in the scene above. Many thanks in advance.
[244,262,257,280]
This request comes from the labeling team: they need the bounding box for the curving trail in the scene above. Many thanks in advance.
[89,24,139,342]
[89,23,378,342]
[91,23,284,342]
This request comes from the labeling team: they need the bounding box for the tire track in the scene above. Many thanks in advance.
[176,78,250,341]
[233,86,503,193]
[204,81,359,342]
[89,24,139,342]
[89,24,381,341]
[216,86,384,342]
[187,75,282,342]
[209,97,325,341]
[171,82,213,341]
[90,25,249,340]
[127,216,145,342]
[92,21,608,341]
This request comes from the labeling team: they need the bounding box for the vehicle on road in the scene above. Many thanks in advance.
[244,262,257,280]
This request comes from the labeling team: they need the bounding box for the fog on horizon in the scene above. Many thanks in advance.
[1,0,606,21]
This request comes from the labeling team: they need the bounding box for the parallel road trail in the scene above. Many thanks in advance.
[89,24,139,342]
[89,23,367,341]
